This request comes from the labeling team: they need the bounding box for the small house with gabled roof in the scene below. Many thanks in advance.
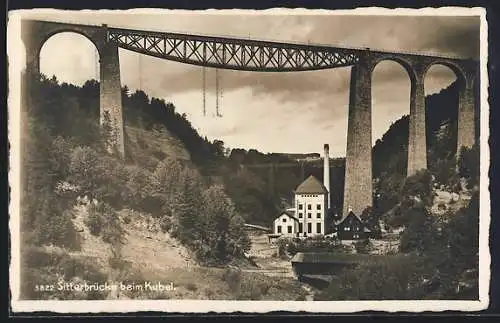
[334,209,371,240]
[273,211,300,237]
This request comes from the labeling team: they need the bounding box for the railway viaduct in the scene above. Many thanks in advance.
[21,19,479,216]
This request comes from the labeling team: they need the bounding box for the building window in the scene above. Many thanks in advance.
[298,204,303,210]
[317,213,321,218]
[277,226,282,233]
[308,213,312,218]
[299,223,303,233]
[317,204,321,210]
[282,218,287,222]
[317,223,321,234]
[307,223,312,234]
[307,204,312,210]
[288,226,292,234]
[298,212,303,218]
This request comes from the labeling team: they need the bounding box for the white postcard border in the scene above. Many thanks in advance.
[8,6,490,313]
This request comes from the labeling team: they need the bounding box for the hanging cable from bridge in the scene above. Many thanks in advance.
[202,66,206,116]
[215,68,223,118]
[215,68,219,117]
[138,54,143,90]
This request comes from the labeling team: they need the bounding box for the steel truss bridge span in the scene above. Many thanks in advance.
[106,26,360,72]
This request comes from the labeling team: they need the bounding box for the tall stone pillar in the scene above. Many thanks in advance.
[24,47,40,77]
[343,58,373,216]
[21,20,41,76]
[457,77,476,154]
[99,42,125,158]
[407,65,427,176]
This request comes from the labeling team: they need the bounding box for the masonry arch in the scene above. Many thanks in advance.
[423,62,463,186]
[39,31,101,84]
[21,20,107,78]
[370,58,414,175]
[370,57,413,216]
[424,60,467,89]
[369,56,417,84]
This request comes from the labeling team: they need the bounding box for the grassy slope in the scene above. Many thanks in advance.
[26,124,307,300]
[64,204,307,300]
[124,125,191,163]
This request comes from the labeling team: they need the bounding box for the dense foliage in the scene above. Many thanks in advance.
[318,169,479,300]
[21,71,480,301]
[21,73,251,275]
[316,78,480,300]
[276,235,351,258]
[372,81,475,218]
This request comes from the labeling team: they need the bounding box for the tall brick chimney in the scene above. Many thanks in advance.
[324,144,331,209]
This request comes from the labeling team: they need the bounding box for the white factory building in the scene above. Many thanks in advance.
[273,144,331,238]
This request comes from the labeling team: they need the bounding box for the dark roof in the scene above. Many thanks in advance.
[291,252,389,264]
[294,175,328,194]
[275,211,300,223]
[335,211,362,225]
[243,223,272,232]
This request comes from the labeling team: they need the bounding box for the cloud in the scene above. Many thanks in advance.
[34,11,479,102]
[30,10,479,154]
[143,14,479,105]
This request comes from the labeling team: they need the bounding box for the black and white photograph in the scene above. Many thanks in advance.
[8,7,489,313]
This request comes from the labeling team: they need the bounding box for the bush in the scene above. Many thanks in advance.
[284,236,346,256]
[85,203,126,247]
[85,206,103,236]
[58,256,86,280]
[222,268,242,293]
[160,215,172,233]
[222,270,274,300]
[185,282,198,291]
[21,247,107,300]
[458,144,479,189]
[315,255,422,300]
[123,214,132,225]
[399,206,441,256]
[400,169,434,207]
[238,275,271,300]
[354,239,373,254]
[276,237,293,258]
[35,198,81,251]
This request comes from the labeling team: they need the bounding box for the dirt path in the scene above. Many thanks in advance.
[244,231,319,299]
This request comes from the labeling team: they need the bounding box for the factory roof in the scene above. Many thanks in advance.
[294,175,328,194]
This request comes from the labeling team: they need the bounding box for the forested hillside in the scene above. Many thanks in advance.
[20,73,253,294]
[21,72,478,244]
[372,80,480,219]
[315,80,481,300]
[19,70,480,300]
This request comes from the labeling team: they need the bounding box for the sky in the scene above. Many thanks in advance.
[11,9,481,157]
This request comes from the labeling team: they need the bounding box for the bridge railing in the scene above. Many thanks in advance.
[26,19,475,61]
[105,24,471,60]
